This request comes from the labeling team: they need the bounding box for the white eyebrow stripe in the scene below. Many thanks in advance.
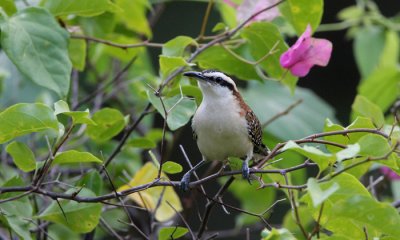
[202,71,237,90]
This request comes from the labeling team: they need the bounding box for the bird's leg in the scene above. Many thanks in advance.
[180,159,206,191]
[242,153,253,183]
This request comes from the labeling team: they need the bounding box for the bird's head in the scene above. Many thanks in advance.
[183,70,238,98]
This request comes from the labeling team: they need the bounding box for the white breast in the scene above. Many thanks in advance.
[192,92,253,161]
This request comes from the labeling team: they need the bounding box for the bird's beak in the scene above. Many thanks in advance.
[183,71,207,81]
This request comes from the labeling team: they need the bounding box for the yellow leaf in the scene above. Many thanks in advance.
[117,162,182,221]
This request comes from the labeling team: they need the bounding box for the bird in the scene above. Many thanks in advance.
[181,70,269,190]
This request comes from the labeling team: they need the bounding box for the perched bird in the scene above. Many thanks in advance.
[181,70,269,190]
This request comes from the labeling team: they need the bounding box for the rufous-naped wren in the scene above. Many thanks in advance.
[181,70,269,190]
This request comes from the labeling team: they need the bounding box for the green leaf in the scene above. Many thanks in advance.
[0,176,33,240]
[279,0,323,35]
[302,173,400,239]
[307,178,339,207]
[161,161,183,174]
[281,141,334,171]
[353,26,385,78]
[68,38,86,71]
[378,30,399,69]
[54,100,96,125]
[37,188,102,233]
[0,7,72,97]
[87,108,127,141]
[352,95,385,127]
[127,137,156,149]
[337,6,364,21]
[358,67,400,114]
[335,144,360,162]
[158,227,188,240]
[41,0,113,17]
[53,150,102,164]
[115,0,151,37]
[358,134,391,158]
[6,141,36,172]
[0,103,59,143]
[0,0,17,16]
[323,119,346,153]
[261,228,296,240]
[162,36,197,57]
[241,22,298,91]
[148,92,197,131]
[159,55,188,79]
[166,85,203,105]
[77,170,103,196]
[196,46,260,80]
[243,81,337,140]
[324,117,376,153]
[215,1,237,28]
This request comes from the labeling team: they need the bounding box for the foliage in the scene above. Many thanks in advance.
[0,0,399,239]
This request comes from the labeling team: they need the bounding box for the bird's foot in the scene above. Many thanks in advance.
[242,161,251,184]
[180,172,191,192]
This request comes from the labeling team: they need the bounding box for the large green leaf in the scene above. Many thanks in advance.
[196,46,260,80]
[0,0,17,16]
[243,81,337,140]
[0,103,59,143]
[281,141,333,171]
[41,0,113,17]
[279,0,323,35]
[6,141,36,172]
[68,38,87,71]
[0,176,33,240]
[307,178,339,207]
[323,117,375,153]
[76,170,103,196]
[148,92,197,131]
[353,26,386,78]
[352,95,385,127]
[358,67,400,114]
[159,55,188,79]
[114,0,151,37]
[37,188,102,233]
[0,7,72,97]
[86,108,127,141]
[358,134,391,158]
[53,150,102,165]
[302,173,400,238]
[162,36,197,57]
[54,100,96,125]
[241,22,298,91]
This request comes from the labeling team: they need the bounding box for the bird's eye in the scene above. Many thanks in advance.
[215,77,223,83]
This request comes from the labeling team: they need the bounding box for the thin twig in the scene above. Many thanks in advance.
[166,201,196,240]
[197,176,235,238]
[262,99,303,128]
[282,172,308,238]
[197,0,214,40]
[73,56,137,110]
[71,35,163,49]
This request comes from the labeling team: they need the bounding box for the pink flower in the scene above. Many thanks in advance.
[381,166,400,180]
[280,25,333,77]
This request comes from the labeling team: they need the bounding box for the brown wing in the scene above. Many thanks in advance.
[245,110,269,155]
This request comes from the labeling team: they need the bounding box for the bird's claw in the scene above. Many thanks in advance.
[242,162,251,184]
[180,172,191,192]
